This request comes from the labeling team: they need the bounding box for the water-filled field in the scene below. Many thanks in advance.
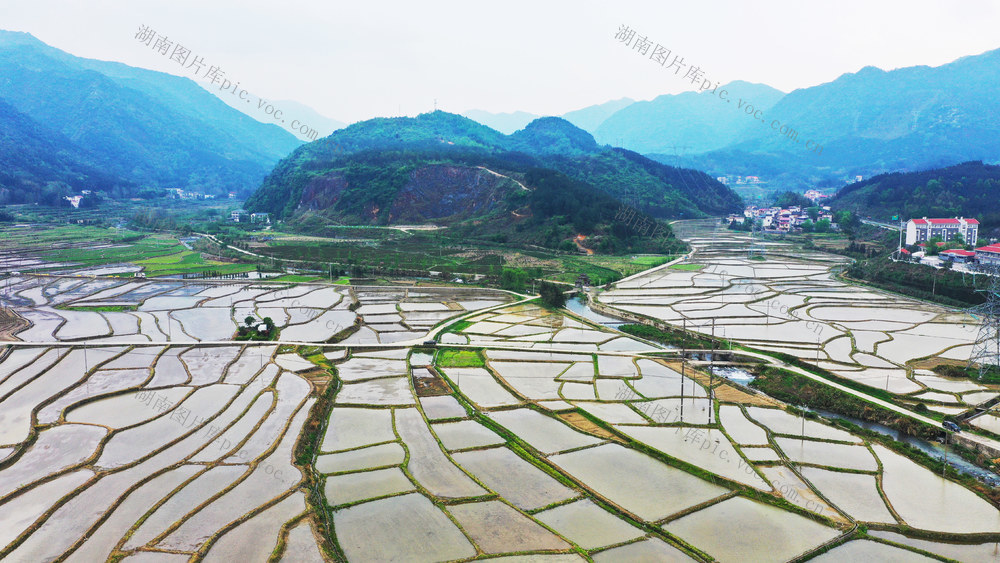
[1,268,997,561]
[598,225,992,409]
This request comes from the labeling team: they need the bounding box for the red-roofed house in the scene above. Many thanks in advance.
[905,217,978,246]
[940,249,976,263]
[975,244,1000,266]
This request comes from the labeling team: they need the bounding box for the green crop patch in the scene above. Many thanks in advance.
[436,348,484,367]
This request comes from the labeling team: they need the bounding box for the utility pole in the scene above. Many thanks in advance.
[681,318,686,422]
[709,319,715,424]
[898,216,904,260]
[83,345,90,396]
[681,318,687,375]
[943,432,948,477]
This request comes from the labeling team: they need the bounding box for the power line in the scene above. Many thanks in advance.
[969,265,1000,378]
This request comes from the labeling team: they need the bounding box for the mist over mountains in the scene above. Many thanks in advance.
[464,47,1000,192]
[0,30,302,198]
[2,27,998,218]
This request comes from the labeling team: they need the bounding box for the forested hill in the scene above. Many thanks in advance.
[0,98,134,205]
[247,111,742,222]
[249,146,688,254]
[831,161,1000,229]
[0,30,301,197]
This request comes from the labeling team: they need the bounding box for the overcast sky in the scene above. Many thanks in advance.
[3,1,998,124]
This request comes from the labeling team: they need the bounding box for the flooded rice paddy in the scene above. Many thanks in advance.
[2,232,999,561]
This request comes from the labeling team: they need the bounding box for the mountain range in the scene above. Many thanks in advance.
[462,48,1000,193]
[461,98,634,136]
[593,82,784,155]
[6,27,999,237]
[0,98,131,205]
[206,91,347,141]
[0,30,302,197]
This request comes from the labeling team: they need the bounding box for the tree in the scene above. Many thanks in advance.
[244,315,256,327]
[832,210,859,233]
[806,206,820,221]
[499,268,529,292]
[926,236,944,256]
[800,220,815,233]
[816,218,831,233]
[538,281,566,308]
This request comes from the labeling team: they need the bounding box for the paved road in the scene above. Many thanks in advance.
[861,218,902,231]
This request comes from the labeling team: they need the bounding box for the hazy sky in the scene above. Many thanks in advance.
[3,1,998,124]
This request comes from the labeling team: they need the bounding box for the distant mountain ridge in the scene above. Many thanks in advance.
[561,98,635,133]
[594,82,785,155]
[207,91,347,141]
[0,30,302,196]
[466,47,1000,192]
[460,110,540,135]
[462,97,634,137]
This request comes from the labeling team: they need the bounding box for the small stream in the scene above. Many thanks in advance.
[565,295,626,328]
[568,294,1000,485]
[709,365,756,386]
[706,367,1000,484]
[813,409,1000,486]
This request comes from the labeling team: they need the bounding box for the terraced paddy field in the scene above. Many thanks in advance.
[597,221,998,413]
[1,262,998,560]
[0,275,507,345]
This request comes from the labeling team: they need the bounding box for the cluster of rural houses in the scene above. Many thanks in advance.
[728,204,835,232]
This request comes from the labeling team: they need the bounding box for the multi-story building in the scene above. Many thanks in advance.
[905,217,978,246]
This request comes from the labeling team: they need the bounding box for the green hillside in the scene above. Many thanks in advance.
[831,161,1000,230]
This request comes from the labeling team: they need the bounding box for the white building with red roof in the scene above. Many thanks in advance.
[904,217,978,246]
[975,243,1000,266]
[940,248,976,263]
